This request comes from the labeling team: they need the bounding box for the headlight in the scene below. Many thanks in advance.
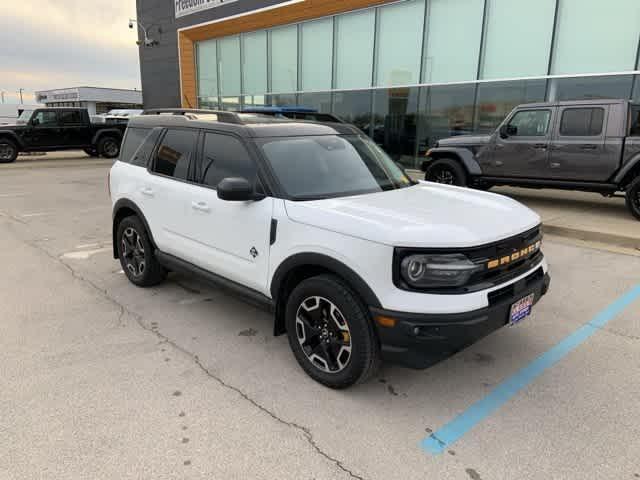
[400,253,482,288]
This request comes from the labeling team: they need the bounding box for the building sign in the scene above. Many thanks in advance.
[174,0,240,18]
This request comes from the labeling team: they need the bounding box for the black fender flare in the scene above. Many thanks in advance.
[270,252,382,308]
[0,130,24,149]
[613,153,640,186]
[92,128,123,146]
[421,147,482,176]
[111,198,157,259]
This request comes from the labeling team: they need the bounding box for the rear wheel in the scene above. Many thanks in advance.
[97,136,120,159]
[117,216,167,287]
[625,176,640,221]
[285,274,380,389]
[0,139,18,163]
[425,158,468,186]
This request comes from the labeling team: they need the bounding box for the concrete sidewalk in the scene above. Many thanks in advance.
[493,187,640,250]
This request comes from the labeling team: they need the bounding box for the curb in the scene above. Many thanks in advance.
[543,224,640,250]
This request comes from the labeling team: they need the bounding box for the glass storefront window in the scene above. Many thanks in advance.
[375,0,425,87]
[298,92,332,113]
[197,39,218,99]
[475,79,547,132]
[268,93,298,106]
[270,25,298,94]
[242,31,267,95]
[301,18,333,91]
[548,75,634,101]
[332,90,373,135]
[551,0,640,75]
[418,84,476,149]
[372,87,421,167]
[218,36,241,96]
[242,95,267,108]
[334,9,375,90]
[220,96,241,111]
[481,0,555,79]
[422,0,484,83]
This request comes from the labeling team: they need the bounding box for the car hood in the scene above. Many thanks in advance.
[284,182,540,248]
[437,134,492,147]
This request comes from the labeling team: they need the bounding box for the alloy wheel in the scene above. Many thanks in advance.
[103,140,119,157]
[0,143,15,161]
[121,227,146,277]
[295,296,352,374]
[433,167,455,185]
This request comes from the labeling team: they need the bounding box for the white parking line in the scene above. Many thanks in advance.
[60,247,112,260]
[22,212,52,218]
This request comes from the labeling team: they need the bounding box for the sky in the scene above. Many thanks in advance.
[0,0,140,104]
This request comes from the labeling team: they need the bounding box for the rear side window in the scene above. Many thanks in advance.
[119,128,150,165]
[152,129,198,180]
[560,108,604,136]
[195,133,257,188]
[59,110,84,125]
[630,105,640,137]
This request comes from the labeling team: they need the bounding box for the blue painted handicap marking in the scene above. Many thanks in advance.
[422,284,640,455]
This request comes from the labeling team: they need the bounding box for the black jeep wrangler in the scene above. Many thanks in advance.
[422,99,640,220]
[0,108,126,163]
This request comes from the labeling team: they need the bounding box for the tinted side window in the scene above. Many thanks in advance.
[197,133,257,188]
[507,110,551,136]
[152,129,197,179]
[131,129,162,167]
[560,108,604,136]
[629,105,640,137]
[59,110,84,125]
[32,111,58,126]
[119,128,150,164]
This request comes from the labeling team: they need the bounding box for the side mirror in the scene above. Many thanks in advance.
[217,177,264,201]
[31,118,40,127]
[499,124,517,138]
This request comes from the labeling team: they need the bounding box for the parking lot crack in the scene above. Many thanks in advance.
[14,231,367,480]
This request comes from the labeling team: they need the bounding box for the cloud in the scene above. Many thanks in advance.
[0,0,141,104]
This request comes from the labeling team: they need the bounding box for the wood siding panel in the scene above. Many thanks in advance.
[179,0,394,107]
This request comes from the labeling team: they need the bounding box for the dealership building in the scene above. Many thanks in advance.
[137,0,640,167]
[35,87,143,115]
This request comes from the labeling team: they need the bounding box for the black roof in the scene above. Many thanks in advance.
[129,108,360,137]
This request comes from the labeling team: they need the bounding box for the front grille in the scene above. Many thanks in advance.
[488,267,544,306]
[393,225,544,294]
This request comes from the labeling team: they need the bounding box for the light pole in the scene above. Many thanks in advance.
[129,18,160,47]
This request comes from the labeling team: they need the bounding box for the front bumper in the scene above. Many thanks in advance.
[370,268,551,369]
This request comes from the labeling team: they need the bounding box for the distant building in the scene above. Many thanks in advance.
[35,87,142,115]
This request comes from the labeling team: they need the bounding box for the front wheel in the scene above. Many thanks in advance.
[97,136,120,159]
[625,176,640,221]
[285,275,380,389]
[0,139,18,163]
[425,158,468,186]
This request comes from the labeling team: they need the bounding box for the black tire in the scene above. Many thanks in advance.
[0,139,18,163]
[97,136,120,159]
[117,216,167,287]
[425,158,468,186]
[625,176,640,221]
[285,274,380,389]
[84,147,98,157]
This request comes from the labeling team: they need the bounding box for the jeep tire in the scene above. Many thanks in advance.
[98,136,120,159]
[285,274,380,389]
[626,176,640,221]
[0,139,18,163]
[425,158,468,187]
[117,216,167,287]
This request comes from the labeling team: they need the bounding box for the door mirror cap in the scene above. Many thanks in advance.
[217,177,264,201]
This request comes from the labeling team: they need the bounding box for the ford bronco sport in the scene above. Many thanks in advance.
[110,109,551,389]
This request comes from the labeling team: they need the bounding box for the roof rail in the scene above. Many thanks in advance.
[141,108,242,124]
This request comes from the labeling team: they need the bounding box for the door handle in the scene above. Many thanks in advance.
[550,162,561,168]
[140,187,154,197]
[533,144,548,149]
[579,145,597,150]
[191,201,210,213]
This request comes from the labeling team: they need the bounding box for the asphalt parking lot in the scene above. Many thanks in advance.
[2,154,640,480]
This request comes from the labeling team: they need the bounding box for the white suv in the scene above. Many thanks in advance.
[110,109,551,389]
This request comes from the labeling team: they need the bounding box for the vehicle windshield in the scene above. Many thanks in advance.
[16,110,34,124]
[256,134,414,200]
